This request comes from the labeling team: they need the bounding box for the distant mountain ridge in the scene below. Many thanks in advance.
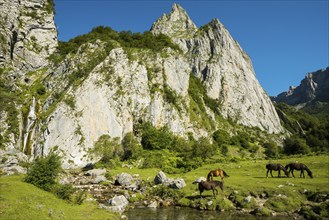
[271,67,329,107]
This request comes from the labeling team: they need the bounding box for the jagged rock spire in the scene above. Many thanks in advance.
[151,3,197,38]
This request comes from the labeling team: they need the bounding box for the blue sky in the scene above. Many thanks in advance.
[54,0,328,96]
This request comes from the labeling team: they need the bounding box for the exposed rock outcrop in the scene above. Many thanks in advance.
[0,0,57,71]
[272,67,329,106]
[151,4,283,134]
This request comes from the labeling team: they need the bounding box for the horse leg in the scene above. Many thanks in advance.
[200,189,204,198]
[266,169,269,178]
[270,170,274,178]
[278,170,281,178]
[301,170,305,178]
[291,169,295,178]
[213,188,218,197]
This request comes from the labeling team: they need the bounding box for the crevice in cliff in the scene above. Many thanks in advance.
[10,30,18,60]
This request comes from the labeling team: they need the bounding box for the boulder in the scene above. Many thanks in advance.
[154,171,167,184]
[115,172,134,186]
[92,175,107,184]
[148,201,158,208]
[244,195,252,203]
[169,178,186,189]
[192,177,207,184]
[107,195,129,213]
[85,168,106,177]
[2,165,27,175]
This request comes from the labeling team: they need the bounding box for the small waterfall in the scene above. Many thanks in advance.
[22,96,37,155]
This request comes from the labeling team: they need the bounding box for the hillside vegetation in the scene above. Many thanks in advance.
[275,103,329,154]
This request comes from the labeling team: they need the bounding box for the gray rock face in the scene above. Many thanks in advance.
[272,67,329,105]
[0,0,57,71]
[151,5,283,134]
[151,3,197,38]
[0,2,286,168]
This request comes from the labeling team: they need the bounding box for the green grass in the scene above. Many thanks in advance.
[0,175,119,220]
[1,155,328,218]
[111,154,329,213]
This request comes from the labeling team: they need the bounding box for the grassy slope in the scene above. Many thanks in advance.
[0,176,119,220]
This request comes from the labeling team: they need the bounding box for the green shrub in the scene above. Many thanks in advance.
[177,197,191,207]
[213,130,230,147]
[53,26,180,61]
[52,183,76,200]
[122,132,143,160]
[90,135,123,164]
[191,137,216,161]
[284,136,311,155]
[24,153,61,191]
[149,185,184,202]
[141,123,174,150]
[264,195,301,212]
[264,141,280,158]
[73,190,87,205]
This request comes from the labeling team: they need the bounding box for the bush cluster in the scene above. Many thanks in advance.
[53,26,180,60]
[24,153,86,204]
[24,153,61,191]
[276,103,329,155]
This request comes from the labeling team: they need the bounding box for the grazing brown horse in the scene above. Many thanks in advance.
[198,180,224,197]
[285,163,313,178]
[207,168,229,182]
[266,163,290,178]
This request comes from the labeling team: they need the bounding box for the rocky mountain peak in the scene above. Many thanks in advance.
[150,3,197,38]
[272,67,329,105]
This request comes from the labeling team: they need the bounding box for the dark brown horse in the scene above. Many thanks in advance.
[266,163,290,178]
[198,180,224,197]
[285,163,313,178]
[207,168,229,182]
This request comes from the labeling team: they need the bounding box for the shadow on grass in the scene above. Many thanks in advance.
[185,195,214,200]
[253,176,291,179]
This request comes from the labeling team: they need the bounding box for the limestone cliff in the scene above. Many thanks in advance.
[0,2,285,168]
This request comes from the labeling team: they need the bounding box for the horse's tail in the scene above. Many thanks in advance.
[223,170,229,177]
[285,163,290,171]
[207,172,212,181]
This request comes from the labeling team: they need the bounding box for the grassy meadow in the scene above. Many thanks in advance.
[111,154,329,214]
[111,154,329,195]
[0,154,328,219]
